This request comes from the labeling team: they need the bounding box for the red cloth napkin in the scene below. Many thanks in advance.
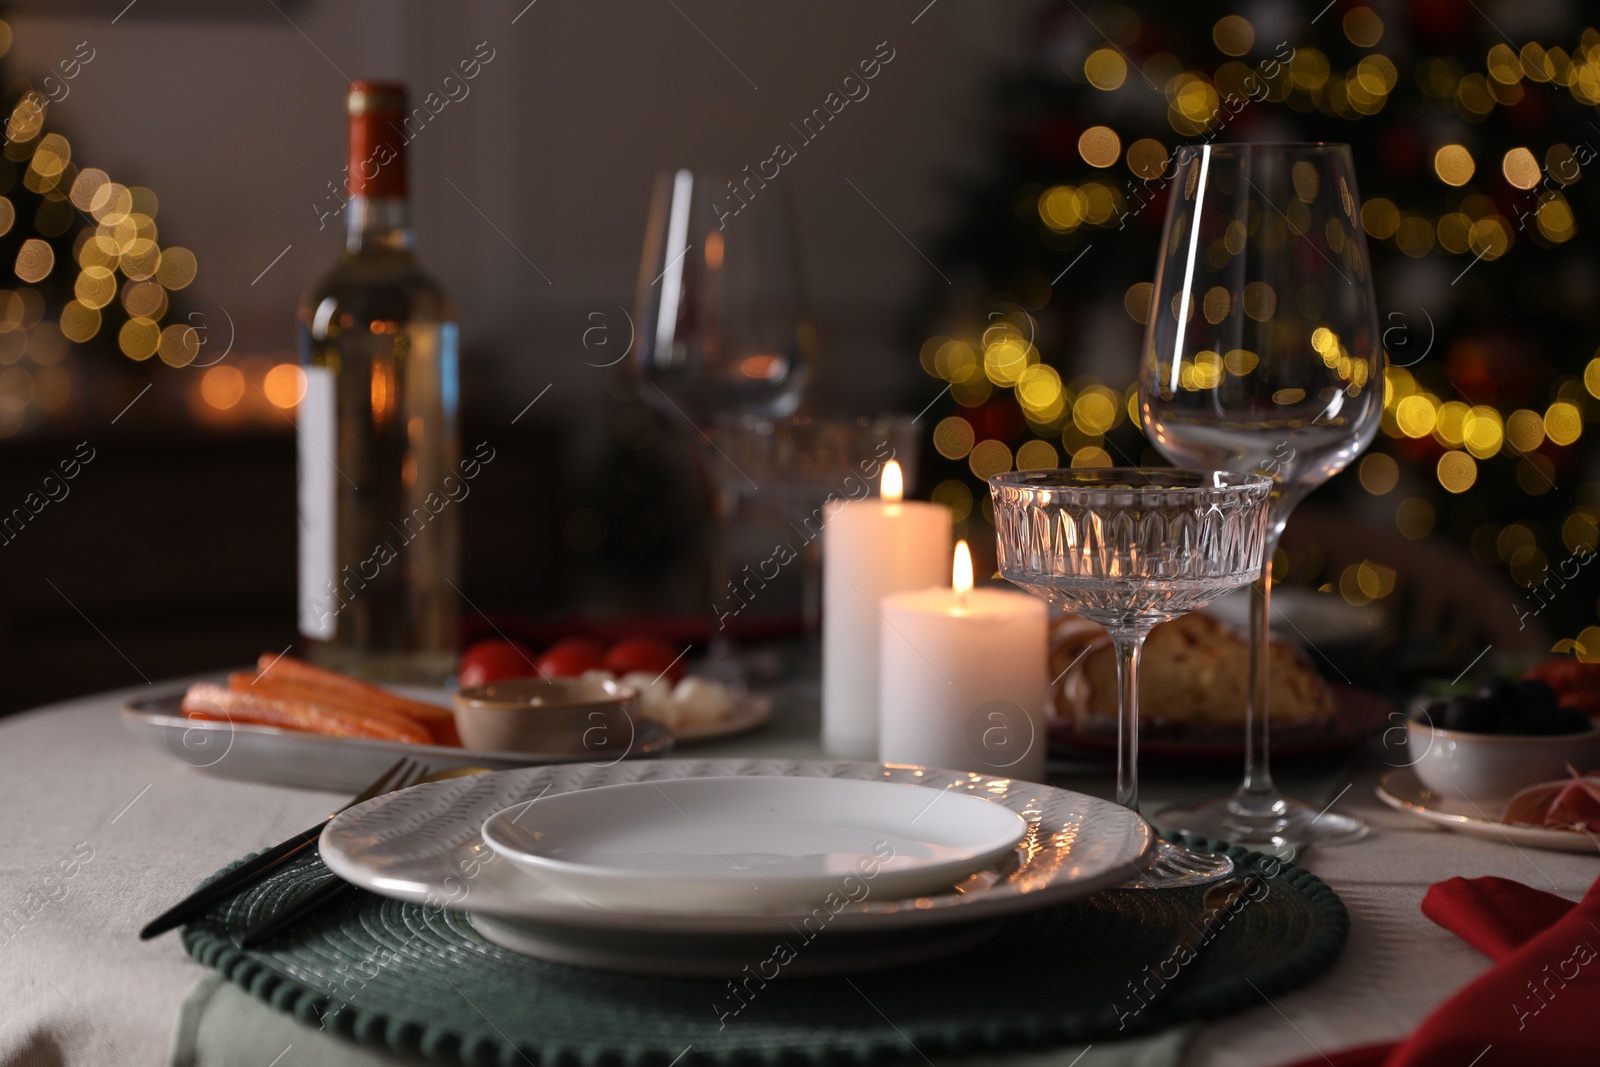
[1277,873,1600,1067]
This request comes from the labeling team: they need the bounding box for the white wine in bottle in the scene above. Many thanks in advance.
[296,80,460,684]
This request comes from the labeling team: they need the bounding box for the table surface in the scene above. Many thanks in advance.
[1,677,1595,1067]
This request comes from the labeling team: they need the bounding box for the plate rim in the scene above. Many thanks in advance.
[321,759,1155,934]
[478,773,1029,895]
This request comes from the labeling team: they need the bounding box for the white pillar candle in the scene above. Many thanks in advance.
[822,461,951,758]
[879,542,1049,782]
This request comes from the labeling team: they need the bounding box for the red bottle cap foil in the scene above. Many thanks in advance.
[346,80,407,199]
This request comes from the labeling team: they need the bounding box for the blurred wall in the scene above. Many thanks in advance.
[7,0,1029,461]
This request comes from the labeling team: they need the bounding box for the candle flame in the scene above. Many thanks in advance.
[881,460,904,503]
[953,540,973,596]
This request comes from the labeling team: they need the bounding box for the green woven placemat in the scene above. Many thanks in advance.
[180,838,1346,1066]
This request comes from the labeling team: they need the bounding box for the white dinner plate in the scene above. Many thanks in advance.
[1377,768,1600,854]
[480,775,1028,910]
[320,759,1153,975]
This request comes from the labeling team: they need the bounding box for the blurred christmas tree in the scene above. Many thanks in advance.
[910,0,1600,656]
[0,18,199,437]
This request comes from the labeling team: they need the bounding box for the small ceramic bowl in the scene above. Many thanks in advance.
[453,677,638,755]
[1406,714,1600,803]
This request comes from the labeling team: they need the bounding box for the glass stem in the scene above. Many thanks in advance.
[1110,628,1151,814]
[1238,528,1285,808]
[707,478,740,664]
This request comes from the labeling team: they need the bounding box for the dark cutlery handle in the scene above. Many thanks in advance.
[138,821,325,940]
[239,875,357,949]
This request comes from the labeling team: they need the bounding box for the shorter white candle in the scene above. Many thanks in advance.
[878,541,1049,781]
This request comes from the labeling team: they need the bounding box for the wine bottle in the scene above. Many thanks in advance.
[296,80,460,684]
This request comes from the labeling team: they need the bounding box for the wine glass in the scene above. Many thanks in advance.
[991,468,1272,888]
[633,169,814,673]
[633,168,811,422]
[1138,142,1383,848]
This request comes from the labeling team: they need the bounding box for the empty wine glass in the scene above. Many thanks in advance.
[1138,142,1383,848]
[632,169,815,674]
[991,468,1272,888]
[633,168,811,423]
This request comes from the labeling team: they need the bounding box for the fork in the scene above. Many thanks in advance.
[139,758,429,940]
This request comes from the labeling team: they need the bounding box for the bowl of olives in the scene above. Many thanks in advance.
[1408,678,1600,802]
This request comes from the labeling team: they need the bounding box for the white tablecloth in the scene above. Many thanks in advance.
[1,680,1595,1066]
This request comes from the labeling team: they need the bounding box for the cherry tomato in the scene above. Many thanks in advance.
[603,636,685,684]
[1524,658,1600,695]
[459,638,538,689]
[535,637,606,678]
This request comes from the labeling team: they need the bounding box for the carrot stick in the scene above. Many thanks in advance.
[254,653,455,726]
[181,682,431,744]
[226,672,440,742]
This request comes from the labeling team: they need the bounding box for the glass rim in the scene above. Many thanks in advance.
[1174,141,1351,153]
[989,467,1272,492]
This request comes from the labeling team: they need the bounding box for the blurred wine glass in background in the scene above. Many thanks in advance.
[634,169,832,678]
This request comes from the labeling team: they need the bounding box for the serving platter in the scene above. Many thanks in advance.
[1376,768,1600,854]
[320,759,1154,975]
[120,689,673,792]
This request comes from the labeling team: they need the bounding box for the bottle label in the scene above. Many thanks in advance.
[298,366,338,639]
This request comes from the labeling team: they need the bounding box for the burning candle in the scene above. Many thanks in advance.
[822,460,951,758]
[878,541,1049,781]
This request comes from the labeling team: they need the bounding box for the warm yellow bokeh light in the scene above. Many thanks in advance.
[1343,6,1384,47]
[968,439,1013,480]
[1359,452,1399,494]
[1123,282,1153,324]
[155,246,198,289]
[1084,48,1127,90]
[1437,450,1477,493]
[1071,445,1113,468]
[1212,15,1255,56]
[933,415,976,460]
[1505,408,1545,451]
[1544,401,1582,446]
[57,299,99,343]
[118,317,160,360]
[14,239,52,284]
[1502,148,1540,189]
[1434,144,1475,186]
[1126,138,1168,180]
[157,323,200,367]
[1015,439,1059,470]
[1078,126,1122,169]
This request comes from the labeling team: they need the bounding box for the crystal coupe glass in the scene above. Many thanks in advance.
[991,468,1272,888]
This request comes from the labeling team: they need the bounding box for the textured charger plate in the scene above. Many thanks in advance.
[318,760,1153,936]
[181,838,1347,1065]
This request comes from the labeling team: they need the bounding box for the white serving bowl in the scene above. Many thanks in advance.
[1406,715,1600,804]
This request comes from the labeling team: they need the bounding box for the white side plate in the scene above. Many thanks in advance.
[481,775,1028,911]
[1377,768,1600,854]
